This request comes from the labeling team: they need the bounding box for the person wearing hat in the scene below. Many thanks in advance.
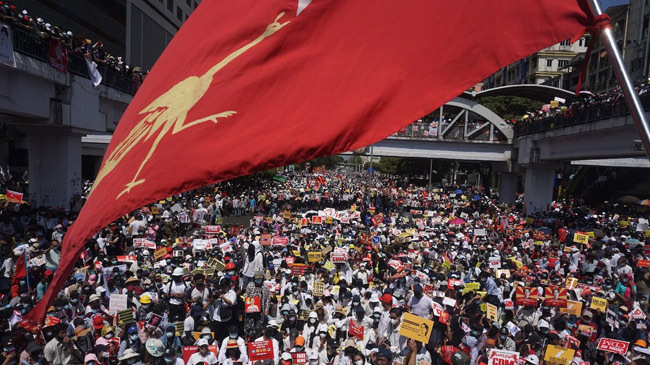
[222,338,248,364]
[163,267,189,322]
[118,348,141,364]
[280,352,293,365]
[376,293,393,340]
[163,347,184,365]
[186,338,217,365]
[118,325,143,359]
[85,293,109,316]
[217,325,247,363]
[161,323,183,354]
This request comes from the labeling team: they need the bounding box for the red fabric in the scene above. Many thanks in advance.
[12,253,26,287]
[574,14,611,95]
[28,0,596,322]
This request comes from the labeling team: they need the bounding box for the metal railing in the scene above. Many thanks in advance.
[513,93,650,136]
[12,26,134,95]
[393,122,504,142]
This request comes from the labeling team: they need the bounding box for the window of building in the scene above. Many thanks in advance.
[558,60,569,68]
[578,38,584,47]
[167,0,174,12]
[559,39,571,46]
[177,6,183,20]
[546,59,553,68]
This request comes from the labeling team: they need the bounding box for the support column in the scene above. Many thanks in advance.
[523,165,556,214]
[499,172,518,205]
[28,132,82,209]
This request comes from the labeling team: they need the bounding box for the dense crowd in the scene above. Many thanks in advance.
[514,82,650,126]
[0,0,148,81]
[0,168,649,365]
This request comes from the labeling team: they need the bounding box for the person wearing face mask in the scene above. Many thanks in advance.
[162,348,184,365]
[161,324,182,354]
[254,324,281,364]
[195,327,216,346]
[187,339,217,365]
[210,277,236,342]
[163,268,188,322]
[85,294,109,317]
[43,323,72,365]
[117,348,141,365]
[135,294,153,322]
[378,307,407,363]
[303,312,320,347]
[217,326,247,364]
[244,271,271,338]
[118,325,142,359]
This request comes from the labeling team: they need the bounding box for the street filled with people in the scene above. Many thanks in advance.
[1,168,650,365]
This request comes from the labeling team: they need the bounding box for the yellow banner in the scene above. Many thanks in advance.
[590,297,607,312]
[153,247,167,261]
[486,303,498,321]
[325,217,333,224]
[399,312,434,343]
[544,345,575,365]
[323,261,335,271]
[573,233,589,244]
[308,251,322,263]
[559,300,582,316]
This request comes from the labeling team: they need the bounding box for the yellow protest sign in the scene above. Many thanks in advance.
[566,277,578,289]
[486,303,498,321]
[590,297,607,312]
[313,281,324,297]
[399,312,434,343]
[573,233,589,244]
[325,217,333,224]
[559,300,582,316]
[292,250,301,257]
[151,206,160,215]
[323,261,335,271]
[462,282,480,295]
[544,345,574,365]
[308,252,323,263]
[586,231,595,238]
[550,100,559,108]
[153,247,167,261]
[646,230,650,238]
[283,210,292,219]
[480,303,487,312]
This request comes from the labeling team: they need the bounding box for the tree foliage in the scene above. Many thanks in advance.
[477,95,544,120]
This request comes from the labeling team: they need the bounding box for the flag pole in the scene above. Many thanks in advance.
[24,250,29,293]
[587,0,650,158]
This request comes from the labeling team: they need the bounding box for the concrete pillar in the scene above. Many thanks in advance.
[28,132,82,209]
[499,172,518,205]
[523,165,556,214]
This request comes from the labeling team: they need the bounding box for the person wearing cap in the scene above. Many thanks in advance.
[163,347,184,365]
[376,293,393,341]
[375,347,394,365]
[280,351,293,365]
[118,325,143,359]
[163,267,189,322]
[187,338,217,365]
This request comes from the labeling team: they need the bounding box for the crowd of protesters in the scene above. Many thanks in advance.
[0,0,148,81]
[0,168,649,365]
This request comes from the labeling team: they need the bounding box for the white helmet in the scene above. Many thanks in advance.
[525,355,539,365]
[172,267,184,276]
[142,249,150,256]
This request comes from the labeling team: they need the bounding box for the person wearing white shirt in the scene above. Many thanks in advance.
[186,339,218,365]
[255,327,281,365]
[217,326,248,364]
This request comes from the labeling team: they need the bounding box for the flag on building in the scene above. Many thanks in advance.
[27,0,602,322]
[85,56,103,87]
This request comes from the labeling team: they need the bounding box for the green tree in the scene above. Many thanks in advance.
[477,95,544,120]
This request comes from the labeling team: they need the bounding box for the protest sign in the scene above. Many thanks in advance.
[260,233,272,246]
[544,286,567,307]
[108,294,128,315]
[291,353,307,364]
[488,257,501,269]
[272,236,289,246]
[117,255,137,263]
[596,338,629,355]
[44,316,61,327]
[245,297,261,313]
[629,307,647,320]
[515,285,537,307]
[248,340,274,361]
[291,263,309,276]
[117,309,135,324]
[205,225,221,234]
[577,324,594,337]
[399,312,434,343]
[330,253,348,263]
[559,300,582,316]
[438,311,450,324]
[311,216,323,225]
[487,349,519,365]
[544,345,575,365]
[495,269,511,279]
[153,247,167,261]
[474,228,487,236]
[349,319,364,340]
[313,281,324,297]
[573,233,589,244]
[6,190,22,203]
[147,313,163,328]
[308,251,322,263]
[486,303,498,321]
[591,297,608,312]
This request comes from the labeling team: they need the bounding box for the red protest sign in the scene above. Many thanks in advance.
[291,263,309,276]
[245,297,261,313]
[117,255,137,263]
[544,285,567,307]
[447,279,463,290]
[638,260,650,268]
[44,315,61,327]
[230,226,241,236]
[182,345,218,364]
[291,352,307,364]
[597,338,629,355]
[438,311,450,325]
[260,233,272,246]
[371,214,383,226]
[311,216,323,225]
[300,218,310,226]
[349,319,364,340]
[272,236,289,246]
[205,225,221,234]
[5,190,23,204]
[248,339,274,361]
[515,285,538,307]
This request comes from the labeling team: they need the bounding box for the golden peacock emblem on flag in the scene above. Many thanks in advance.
[90,13,290,199]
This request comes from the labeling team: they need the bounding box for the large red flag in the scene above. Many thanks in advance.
[27,0,599,321]
[12,253,26,287]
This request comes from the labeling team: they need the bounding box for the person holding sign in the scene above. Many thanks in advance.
[243,271,271,338]
[186,338,217,365]
[379,307,408,363]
